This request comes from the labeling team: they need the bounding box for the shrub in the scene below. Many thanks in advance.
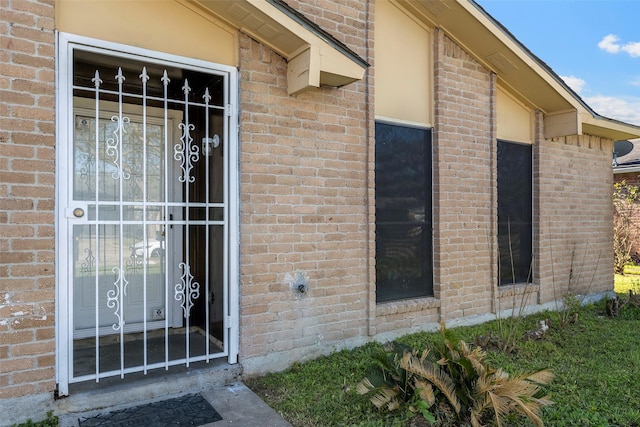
[613,180,640,274]
[357,326,554,426]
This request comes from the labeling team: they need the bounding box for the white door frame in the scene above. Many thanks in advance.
[54,31,239,396]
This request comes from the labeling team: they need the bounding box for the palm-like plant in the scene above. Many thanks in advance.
[355,343,414,412]
[357,326,554,426]
[469,367,554,427]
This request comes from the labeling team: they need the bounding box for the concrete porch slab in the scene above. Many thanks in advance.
[58,382,292,427]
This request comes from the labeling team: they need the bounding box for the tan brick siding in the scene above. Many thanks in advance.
[0,0,56,399]
[238,24,373,368]
[0,0,618,405]
[536,125,615,302]
[282,0,369,59]
[375,297,440,336]
[432,31,495,321]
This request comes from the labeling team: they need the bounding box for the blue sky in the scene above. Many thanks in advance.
[476,0,640,126]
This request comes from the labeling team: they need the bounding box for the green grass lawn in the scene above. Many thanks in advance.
[246,298,640,427]
[615,266,640,294]
[19,272,640,427]
[623,265,640,275]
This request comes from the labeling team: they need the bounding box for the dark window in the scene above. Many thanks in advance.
[375,122,433,302]
[497,140,532,285]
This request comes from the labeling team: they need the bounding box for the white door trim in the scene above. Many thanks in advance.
[55,31,240,396]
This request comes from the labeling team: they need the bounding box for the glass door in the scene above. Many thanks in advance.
[58,43,235,386]
[72,100,182,340]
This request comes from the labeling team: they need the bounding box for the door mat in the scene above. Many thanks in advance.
[78,393,223,426]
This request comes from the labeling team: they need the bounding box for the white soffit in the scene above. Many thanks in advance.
[395,0,640,140]
[192,0,367,95]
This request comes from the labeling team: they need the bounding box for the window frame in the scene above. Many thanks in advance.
[496,139,533,286]
[374,120,434,303]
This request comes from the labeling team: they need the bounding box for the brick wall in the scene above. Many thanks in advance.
[536,125,615,302]
[237,0,374,370]
[0,0,56,399]
[432,30,495,321]
[283,0,369,58]
[372,30,496,332]
[614,172,640,188]
[0,0,618,402]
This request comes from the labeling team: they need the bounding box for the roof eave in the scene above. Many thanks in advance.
[190,0,367,95]
[395,0,640,140]
[582,113,640,141]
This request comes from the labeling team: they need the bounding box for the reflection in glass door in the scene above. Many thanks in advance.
[72,104,180,342]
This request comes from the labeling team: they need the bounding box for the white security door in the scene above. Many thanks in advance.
[56,35,239,394]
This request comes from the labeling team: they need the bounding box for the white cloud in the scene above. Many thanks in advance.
[598,34,621,54]
[622,41,640,58]
[584,95,640,126]
[560,75,587,94]
[557,73,640,126]
[598,34,640,58]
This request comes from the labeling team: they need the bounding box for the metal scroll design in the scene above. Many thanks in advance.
[105,115,131,180]
[105,68,131,181]
[106,266,128,331]
[174,262,200,317]
[174,79,199,184]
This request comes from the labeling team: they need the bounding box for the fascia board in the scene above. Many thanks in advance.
[581,112,640,140]
[614,166,640,174]
[455,0,582,109]
[404,0,640,139]
[193,0,365,94]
